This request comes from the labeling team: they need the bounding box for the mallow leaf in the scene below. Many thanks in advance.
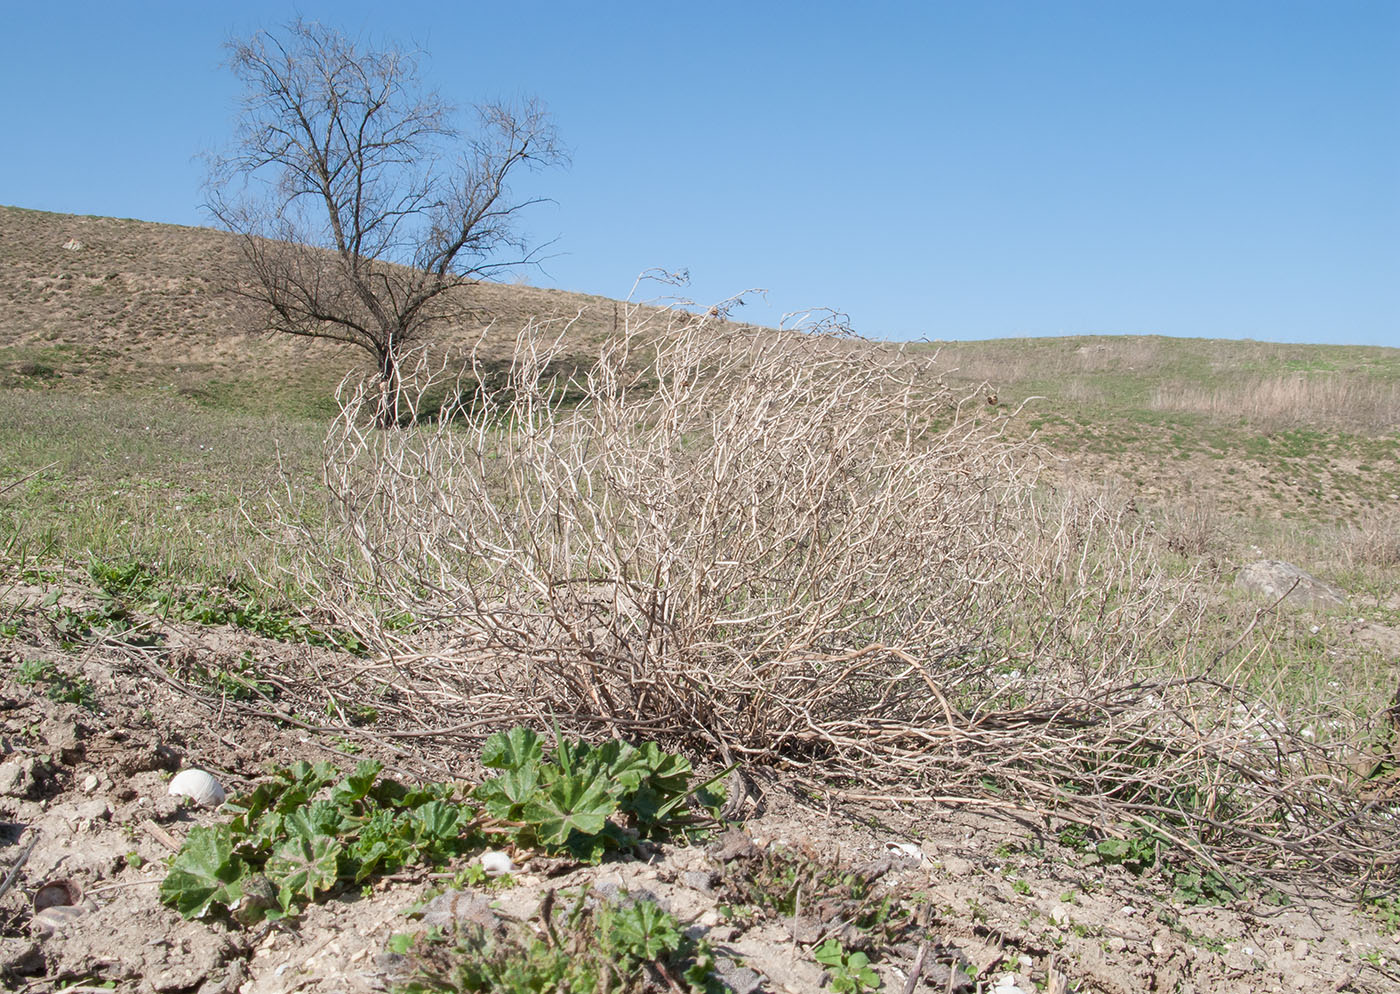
[523,774,618,846]
[267,835,343,910]
[331,760,384,806]
[481,727,543,771]
[474,764,542,820]
[159,825,253,919]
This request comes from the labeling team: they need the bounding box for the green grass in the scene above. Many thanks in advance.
[0,387,326,586]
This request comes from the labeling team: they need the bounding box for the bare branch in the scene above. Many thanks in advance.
[207,18,567,425]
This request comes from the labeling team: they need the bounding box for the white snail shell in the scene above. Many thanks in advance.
[168,768,227,807]
[479,850,516,877]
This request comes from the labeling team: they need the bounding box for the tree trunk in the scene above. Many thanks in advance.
[376,349,400,429]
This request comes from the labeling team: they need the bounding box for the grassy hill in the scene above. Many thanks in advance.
[2,204,1396,578]
[0,204,631,416]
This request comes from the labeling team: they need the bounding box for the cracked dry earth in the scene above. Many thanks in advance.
[1,619,1398,994]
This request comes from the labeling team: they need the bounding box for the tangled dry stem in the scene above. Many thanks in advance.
[278,299,1399,888]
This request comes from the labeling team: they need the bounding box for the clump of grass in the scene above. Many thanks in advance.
[15,361,59,380]
[1151,373,1400,433]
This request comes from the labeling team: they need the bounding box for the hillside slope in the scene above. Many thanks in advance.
[0,205,630,406]
[3,203,1397,526]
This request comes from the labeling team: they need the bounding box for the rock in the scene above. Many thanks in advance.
[707,827,760,863]
[419,889,499,931]
[200,958,245,994]
[714,956,764,994]
[0,936,45,975]
[1235,560,1346,609]
[941,856,974,877]
[990,973,1033,994]
[788,914,823,944]
[62,238,84,251]
[920,961,976,992]
[30,904,86,937]
[684,870,718,893]
[72,798,110,825]
[43,719,84,764]
[0,757,45,799]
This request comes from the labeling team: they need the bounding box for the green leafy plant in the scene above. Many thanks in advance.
[1094,823,1243,905]
[160,759,475,923]
[1057,823,1088,849]
[1095,830,1160,874]
[813,939,879,994]
[1364,892,1400,935]
[161,729,720,924]
[472,727,724,861]
[1172,866,1241,907]
[395,887,721,994]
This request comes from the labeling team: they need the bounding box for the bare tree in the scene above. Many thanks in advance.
[208,19,567,425]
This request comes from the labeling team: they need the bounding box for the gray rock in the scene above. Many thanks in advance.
[714,956,765,994]
[419,889,499,930]
[708,828,760,863]
[1235,560,1346,609]
[43,720,84,764]
[684,869,718,893]
[0,936,45,976]
[0,757,44,799]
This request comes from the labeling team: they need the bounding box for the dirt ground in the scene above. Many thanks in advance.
[2,588,1398,994]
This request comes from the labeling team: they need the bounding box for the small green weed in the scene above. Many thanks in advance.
[395,887,721,993]
[1057,823,1088,849]
[813,939,879,993]
[15,658,97,710]
[1094,829,1160,873]
[1171,867,1241,907]
[88,558,363,653]
[1095,824,1243,905]
[170,649,275,702]
[1364,892,1400,935]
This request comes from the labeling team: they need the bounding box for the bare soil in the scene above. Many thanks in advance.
[1,584,1397,994]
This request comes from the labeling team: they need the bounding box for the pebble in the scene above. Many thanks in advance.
[941,856,974,877]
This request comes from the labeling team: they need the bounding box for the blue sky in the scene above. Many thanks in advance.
[2,1,1396,346]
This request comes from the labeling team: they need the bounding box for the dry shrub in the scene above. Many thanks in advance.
[1151,496,1225,562]
[1331,510,1400,570]
[284,301,1398,886]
